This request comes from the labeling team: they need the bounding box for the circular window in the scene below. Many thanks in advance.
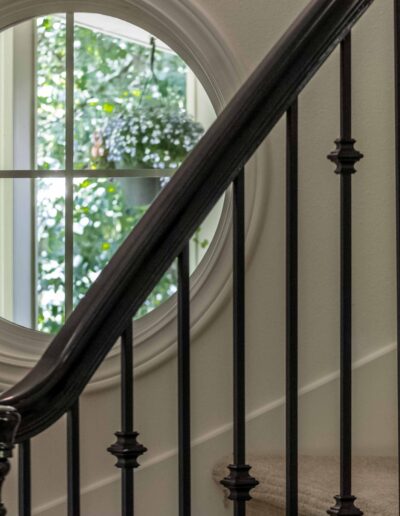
[0,13,221,334]
[0,0,266,388]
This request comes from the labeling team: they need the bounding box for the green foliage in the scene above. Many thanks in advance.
[71,178,147,307]
[35,16,204,333]
[36,17,66,169]
[73,28,196,169]
[36,180,66,333]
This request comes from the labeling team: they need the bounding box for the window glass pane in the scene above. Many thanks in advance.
[189,197,224,275]
[0,176,68,333]
[36,178,66,333]
[72,175,180,317]
[36,15,66,170]
[0,178,15,321]
[73,14,203,171]
[0,178,36,328]
[137,263,178,318]
[0,13,219,335]
[73,176,151,308]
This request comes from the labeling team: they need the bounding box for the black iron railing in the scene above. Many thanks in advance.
[286,98,299,516]
[327,32,364,516]
[395,0,400,513]
[178,245,191,516]
[0,0,386,514]
[108,325,147,516]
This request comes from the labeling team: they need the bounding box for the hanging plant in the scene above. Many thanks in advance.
[101,37,204,170]
[103,104,204,169]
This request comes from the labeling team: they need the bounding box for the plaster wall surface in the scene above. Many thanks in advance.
[1,0,397,514]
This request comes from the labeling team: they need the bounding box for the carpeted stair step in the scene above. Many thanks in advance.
[213,455,397,516]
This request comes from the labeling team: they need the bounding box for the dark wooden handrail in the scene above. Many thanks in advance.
[0,0,374,441]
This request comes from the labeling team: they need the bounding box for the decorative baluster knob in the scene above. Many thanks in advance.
[220,464,259,502]
[108,431,147,469]
[327,495,364,515]
[328,138,363,175]
[0,406,21,516]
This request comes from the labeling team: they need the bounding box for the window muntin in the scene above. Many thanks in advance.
[0,13,219,335]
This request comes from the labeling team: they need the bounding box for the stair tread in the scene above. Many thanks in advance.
[214,455,397,515]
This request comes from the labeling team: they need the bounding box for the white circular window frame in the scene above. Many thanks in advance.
[0,0,269,392]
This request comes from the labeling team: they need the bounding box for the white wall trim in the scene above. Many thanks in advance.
[0,0,269,391]
[0,28,14,321]
[31,341,397,514]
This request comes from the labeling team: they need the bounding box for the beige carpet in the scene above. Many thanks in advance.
[213,455,397,516]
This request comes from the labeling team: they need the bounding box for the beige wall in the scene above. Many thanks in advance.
[2,0,399,514]
[133,0,399,512]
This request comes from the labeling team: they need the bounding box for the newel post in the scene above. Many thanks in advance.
[0,406,21,516]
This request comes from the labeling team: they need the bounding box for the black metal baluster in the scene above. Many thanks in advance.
[178,245,191,516]
[18,440,31,516]
[327,33,363,516]
[65,12,82,515]
[121,326,134,516]
[0,406,20,516]
[108,325,147,516]
[394,0,400,510]
[67,401,81,516]
[221,170,258,516]
[286,100,299,516]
